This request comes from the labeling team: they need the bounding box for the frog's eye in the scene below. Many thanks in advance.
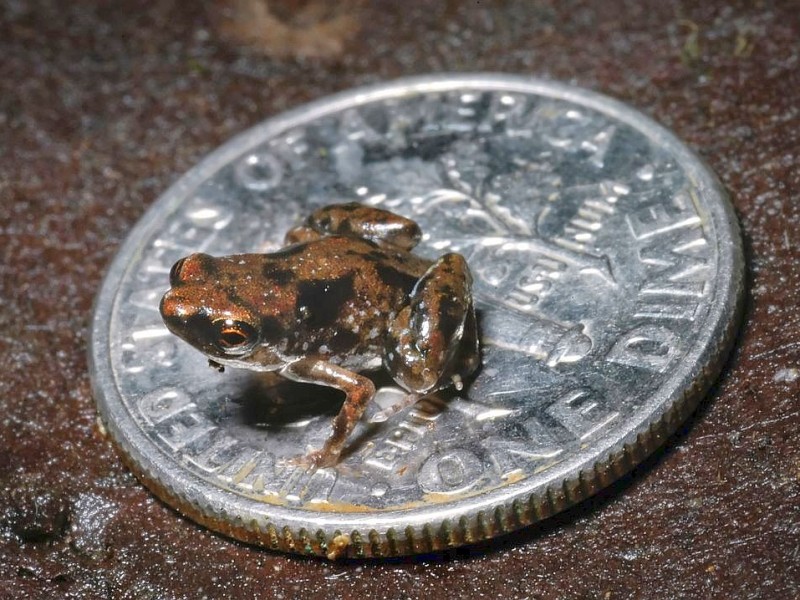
[213,319,258,355]
[169,258,187,285]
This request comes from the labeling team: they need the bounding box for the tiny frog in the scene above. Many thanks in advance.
[160,202,479,468]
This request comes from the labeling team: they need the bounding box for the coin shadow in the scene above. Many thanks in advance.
[729,210,754,365]
[232,372,343,429]
[229,370,400,457]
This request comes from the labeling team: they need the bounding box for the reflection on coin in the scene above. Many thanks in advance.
[90,74,743,558]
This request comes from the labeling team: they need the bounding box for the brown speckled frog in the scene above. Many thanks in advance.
[160,202,479,468]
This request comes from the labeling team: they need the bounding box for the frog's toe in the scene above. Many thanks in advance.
[285,448,338,473]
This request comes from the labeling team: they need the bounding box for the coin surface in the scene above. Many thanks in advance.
[90,74,744,558]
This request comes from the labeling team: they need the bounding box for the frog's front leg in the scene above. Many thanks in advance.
[281,358,376,469]
[386,253,480,394]
[284,202,421,250]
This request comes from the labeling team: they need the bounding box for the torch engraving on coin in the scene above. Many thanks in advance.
[90,75,743,557]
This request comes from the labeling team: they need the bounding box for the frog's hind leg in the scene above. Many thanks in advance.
[283,224,324,245]
[281,358,376,469]
[385,253,479,395]
[287,202,422,250]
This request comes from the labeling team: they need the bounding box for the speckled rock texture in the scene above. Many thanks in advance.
[1,1,798,598]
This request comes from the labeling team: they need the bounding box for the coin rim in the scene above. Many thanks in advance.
[89,73,744,557]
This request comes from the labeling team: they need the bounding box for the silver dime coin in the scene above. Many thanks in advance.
[90,74,744,558]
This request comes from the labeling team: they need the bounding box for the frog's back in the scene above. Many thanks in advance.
[257,236,432,360]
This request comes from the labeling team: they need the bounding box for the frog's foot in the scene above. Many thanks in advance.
[283,448,338,474]
[368,392,420,424]
[451,373,464,391]
[284,225,322,245]
[386,253,480,394]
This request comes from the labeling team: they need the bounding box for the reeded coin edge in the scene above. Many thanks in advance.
[90,74,745,558]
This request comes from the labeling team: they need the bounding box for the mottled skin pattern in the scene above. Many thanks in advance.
[159,203,479,468]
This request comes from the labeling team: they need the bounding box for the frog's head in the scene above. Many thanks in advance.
[159,253,261,361]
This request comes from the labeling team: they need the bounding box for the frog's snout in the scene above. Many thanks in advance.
[159,288,191,325]
[159,290,198,346]
[159,288,176,320]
